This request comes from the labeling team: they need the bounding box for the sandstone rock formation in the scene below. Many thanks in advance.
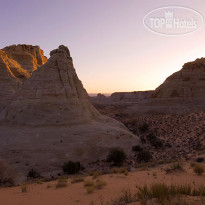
[1,45,99,126]
[3,44,47,73]
[0,45,139,176]
[110,91,153,102]
[0,45,47,111]
[151,58,205,102]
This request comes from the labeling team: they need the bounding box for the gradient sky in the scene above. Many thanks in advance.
[1,0,205,93]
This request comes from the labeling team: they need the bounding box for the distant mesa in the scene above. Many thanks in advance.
[96,93,107,99]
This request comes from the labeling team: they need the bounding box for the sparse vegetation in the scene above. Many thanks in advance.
[193,163,204,175]
[62,161,81,174]
[111,189,137,205]
[107,147,126,166]
[86,185,95,194]
[71,176,84,184]
[55,176,68,188]
[132,145,143,152]
[84,180,95,194]
[137,183,205,205]
[196,157,204,163]
[90,171,101,179]
[111,167,129,175]
[21,183,28,193]
[146,133,163,149]
[0,160,16,186]
[166,162,184,173]
[27,169,40,179]
[95,179,107,189]
[137,151,152,163]
[139,123,149,133]
[84,180,95,187]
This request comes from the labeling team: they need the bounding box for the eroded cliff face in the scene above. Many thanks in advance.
[152,58,205,102]
[0,44,47,111]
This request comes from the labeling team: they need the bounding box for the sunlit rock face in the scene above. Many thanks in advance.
[3,44,47,73]
[151,58,205,102]
[0,45,47,111]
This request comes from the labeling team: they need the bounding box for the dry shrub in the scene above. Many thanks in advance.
[0,160,16,186]
[55,176,68,188]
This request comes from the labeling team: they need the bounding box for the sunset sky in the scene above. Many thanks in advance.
[1,0,205,93]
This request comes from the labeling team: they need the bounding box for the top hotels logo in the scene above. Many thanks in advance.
[143,6,203,36]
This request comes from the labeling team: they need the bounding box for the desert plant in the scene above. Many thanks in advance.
[62,161,81,174]
[47,184,51,188]
[71,176,84,184]
[86,185,94,194]
[84,180,95,194]
[0,160,16,186]
[21,183,28,193]
[90,171,101,179]
[193,163,204,175]
[132,145,143,152]
[55,176,68,188]
[150,138,163,148]
[166,163,184,173]
[146,133,163,148]
[111,167,128,175]
[112,189,136,205]
[95,179,107,189]
[196,157,204,163]
[137,151,152,162]
[139,123,149,133]
[107,147,126,166]
[27,169,40,179]
[84,180,95,187]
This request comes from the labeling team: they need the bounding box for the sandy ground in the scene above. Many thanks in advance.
[0,163,205,205]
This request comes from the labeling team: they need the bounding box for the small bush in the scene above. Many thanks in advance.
[111,167,128,176]
[137,151,152,163]
[21,183,28,193]
[140,136,146,144]
[139,123,149,133]
[84,180,95,194]
[107,147,127,166]
[196,157,204,163]
[150,138,163,148]
[62,161,81,174]
[47,184,51,188]
[0,160,16,186]
[84,180,94,187]
[132,145,143,152]
[166,163,184,173]
[86,186,94,194]
[71,176,84,184]
[90,171,101,179]
[55,176,68,188]
[27,169,40,179]
[193,164,204,175]
[95,179,107,189]
[146,133,163,148]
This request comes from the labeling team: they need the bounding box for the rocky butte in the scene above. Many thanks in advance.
[0,45,139,176]
[0,44,47,111]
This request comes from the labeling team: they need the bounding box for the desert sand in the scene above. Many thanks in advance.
[0,162,205,205]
